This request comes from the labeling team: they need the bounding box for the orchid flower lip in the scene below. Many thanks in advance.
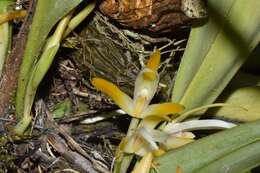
[164,119,237,134]
[138,127,159,151]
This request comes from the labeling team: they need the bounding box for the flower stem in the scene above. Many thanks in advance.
[113,118,140,173]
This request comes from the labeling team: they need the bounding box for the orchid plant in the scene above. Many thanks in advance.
[91,50,235,173]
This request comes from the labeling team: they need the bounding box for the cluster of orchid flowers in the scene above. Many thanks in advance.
[91,50,236,173]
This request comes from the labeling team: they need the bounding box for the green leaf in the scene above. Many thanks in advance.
[172,0,235,103]
[172,0,260,112]
[52,99,72,119]
[152,120,260,173]
[13,44,60,135]
[15,0,82,118]
[196,140,260,173]
[207,86,260,122]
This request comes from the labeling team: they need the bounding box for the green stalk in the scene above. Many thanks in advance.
[13,12,73,135]
[0,0,14,76]
[113,118,140,173]
[173,103,245,122]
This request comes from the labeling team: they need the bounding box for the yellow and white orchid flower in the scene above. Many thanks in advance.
[91,50,191,173]
[91,50,237,173]
[91,50,184,119]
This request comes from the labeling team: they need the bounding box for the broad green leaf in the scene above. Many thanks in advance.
[15,0,82,118]
[172,0,235,102]
[172,0,260,111]
[196,140,260,173]
[207,86,260,122]
[152,120,260,173]
[220,45,260,90]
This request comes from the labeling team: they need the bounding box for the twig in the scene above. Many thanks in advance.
[42,100,110,173]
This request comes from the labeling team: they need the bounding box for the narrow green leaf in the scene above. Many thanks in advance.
[153,120,260,173]
[15,0,82,118]
[13,44,60,135]
[63,1,96,38]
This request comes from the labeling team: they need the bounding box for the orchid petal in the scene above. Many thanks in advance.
[146,50,161,72]
[143,71,157,81]
[131,50,161,113]
[123,127,165,156]
[123,129,158,155]
[91,78,134,115]
[153,149,166,157]
[133,95,149,118]
[131,152,153,173]
[161,135,195,151]
[140,103,185,118]
[123,134,144,154]
[138,128,160,151]
[164,119,236,134]
[133,68,159,116]
[174,131,195,139]
[140,116,167,129]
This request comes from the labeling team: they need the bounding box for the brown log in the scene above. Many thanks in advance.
[99,0,207,32]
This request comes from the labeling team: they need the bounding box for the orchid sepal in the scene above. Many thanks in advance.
[91,78,134,115]
[140,102,185,118]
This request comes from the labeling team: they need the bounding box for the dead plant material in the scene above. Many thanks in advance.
[99,0,207,32]
[47,132,99,173]
[69,13,186,102]
[44,101,110,173]
[0,0,35,117]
